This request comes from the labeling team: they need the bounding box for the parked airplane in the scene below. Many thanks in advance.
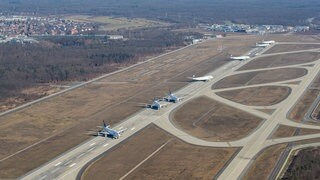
[164,90,184,103]
[140,97,169,110]
[97,121,126,139]
[189,75,213,82]
[256,43,269,47]
[230,55,250,61]
[262,40,275,44]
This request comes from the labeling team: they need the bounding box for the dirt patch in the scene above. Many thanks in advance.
[243,144,288,180]
[81,124,238,180]
[297,128,320,135]
[271,125,296,139]
[213,68,307,89]
[289,89,320,122]
[126,139,237,180]
[171,96,262,141]
[239,52,320,70]
[264,44,320,54]
[216,86,291,106]
[256,109,276,114]
[81,125,172,180]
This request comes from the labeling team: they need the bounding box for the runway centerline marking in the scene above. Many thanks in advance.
[131,127,136,131]
[88,147,95,152]
[69,163,76,168]
[76,153,85,159]
[103,143,109,147]
[119,126,124,130]
[51,167,60,173]
[39,175,47,180]
[54,162,61,166]
[89,143,95,147]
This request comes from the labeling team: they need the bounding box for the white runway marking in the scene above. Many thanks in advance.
[89,143,95,147]
[69,163,76,168]
[103,143,109,147]
[131,127,136,131]
[54,162,61,166]
[88,147,95,152]
[119,126,124,130]
[39,175,47,180]
[51,167,60,173]
[76,153,85,159]
[64,160,72,165]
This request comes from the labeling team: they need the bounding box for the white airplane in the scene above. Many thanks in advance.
[256,43,269,47]
[189,75,213,82]
[262,40,275,44]
[230,55,250,61]
[97,121,126,139]
[164,90,184,103]
[141,97,169,110]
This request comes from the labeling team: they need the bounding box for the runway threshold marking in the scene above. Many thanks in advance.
[103,143,109,147]
[89,143,95,147]
[69,163,76,168]
[54,162,61,166]
[64,160,72,165]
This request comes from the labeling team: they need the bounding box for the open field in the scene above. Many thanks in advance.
[243,144,288,180]
[264,44,320,54]
[311,103,320,120]
[282,147,320,180]
[264,43,320,54]
[257,109,276,114]
[238,52,320,70]
[80,125,172,180]
[66,15,169,31]
[171,96,262,141]
[0,35,259,178]
[289,89,320,123]
[213,68,307,89]
[216,86,290,106]
[271,125,296,139]
[81,125,238,180]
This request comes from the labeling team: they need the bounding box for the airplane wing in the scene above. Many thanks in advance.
[117,128,127,134]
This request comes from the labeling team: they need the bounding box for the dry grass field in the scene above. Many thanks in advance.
[239,52,320,70]
[216,86,291,106]
[171,96,262,141]
[213,68,307,89]
[0,35,259,178]
[81,125,238,180]
[66,15,169,31]
[243,144,288,180]
[271,125,296,139]
[289,89,320,123]
[264,44,320,54]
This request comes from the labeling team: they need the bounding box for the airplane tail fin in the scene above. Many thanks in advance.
[103,120,107,127]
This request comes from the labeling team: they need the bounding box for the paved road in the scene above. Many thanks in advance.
[20,41,320,180]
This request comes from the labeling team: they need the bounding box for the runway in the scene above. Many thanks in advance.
[20,41,320,180]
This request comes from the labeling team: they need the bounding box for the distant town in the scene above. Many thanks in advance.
[199,23,311,34]
[0,15,315,44]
